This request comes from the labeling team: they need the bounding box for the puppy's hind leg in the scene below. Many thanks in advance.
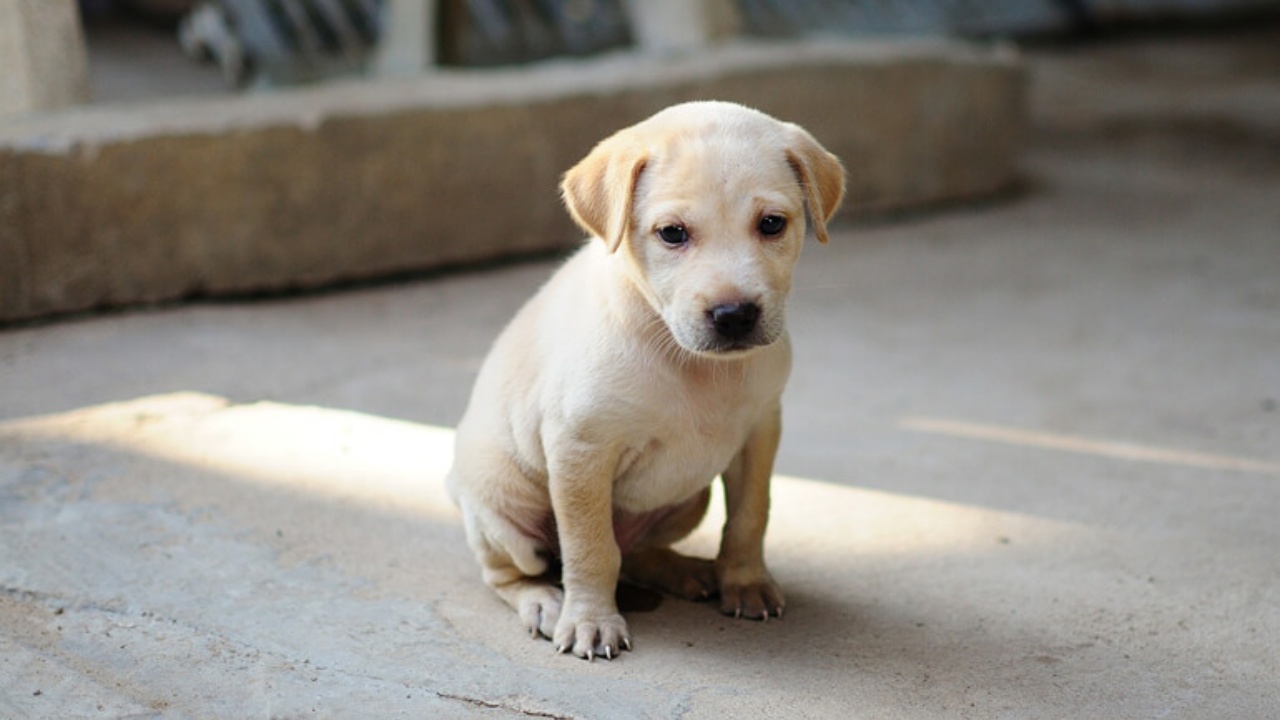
[484,561,563,641]
[622,488,718,602]
[460,499,562,639]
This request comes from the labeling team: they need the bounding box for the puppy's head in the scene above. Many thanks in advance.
[561,101,845,358]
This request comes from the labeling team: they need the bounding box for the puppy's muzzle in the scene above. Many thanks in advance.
[698,300,775,355]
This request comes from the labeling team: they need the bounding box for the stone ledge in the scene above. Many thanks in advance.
[0,38,1026,323]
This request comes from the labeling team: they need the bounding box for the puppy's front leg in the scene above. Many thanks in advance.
[547,440,631,660]
[717,405,786,620]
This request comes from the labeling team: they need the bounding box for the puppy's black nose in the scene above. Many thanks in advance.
[709,302,761,342]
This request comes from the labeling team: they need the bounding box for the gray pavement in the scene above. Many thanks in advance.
[3,27,1280,719]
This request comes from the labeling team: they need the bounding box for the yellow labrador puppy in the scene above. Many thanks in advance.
[447,101,844,660]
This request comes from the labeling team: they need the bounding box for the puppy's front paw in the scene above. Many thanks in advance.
[718,568,785,621]
[552,603,631,660]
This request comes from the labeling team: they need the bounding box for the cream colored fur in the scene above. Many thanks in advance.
[447,101,845,660]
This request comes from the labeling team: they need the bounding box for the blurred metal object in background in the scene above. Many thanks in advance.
[176,0,1280,86]
[736,0,1280,38]
[179,0,382,86]
[437,0,631,67]
[122,0,201,22]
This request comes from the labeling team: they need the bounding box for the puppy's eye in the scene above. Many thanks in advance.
[657,224,689,247]
[759,215,787,237]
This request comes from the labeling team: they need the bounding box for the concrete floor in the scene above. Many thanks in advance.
[3,27,1279,720]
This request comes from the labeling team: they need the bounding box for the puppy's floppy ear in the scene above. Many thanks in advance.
[784,125,846,245]
[561,136,648,253]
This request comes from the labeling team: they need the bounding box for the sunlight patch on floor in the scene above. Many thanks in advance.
[899,417,1280,476]
[4,394,1098,565]
[3,393,460,520]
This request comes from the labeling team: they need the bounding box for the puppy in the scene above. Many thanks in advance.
[447,101,844,660]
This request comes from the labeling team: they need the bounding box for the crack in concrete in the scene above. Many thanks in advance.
[0,585,60,605]
[1,583,153,622]
[435,691,574,719]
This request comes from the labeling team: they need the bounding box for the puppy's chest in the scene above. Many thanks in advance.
[611,382,762,512]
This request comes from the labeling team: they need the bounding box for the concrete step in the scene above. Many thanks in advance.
[0,38,1025,323]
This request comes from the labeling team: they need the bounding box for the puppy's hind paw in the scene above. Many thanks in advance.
[516,585,563,640]
[623,548,717,602]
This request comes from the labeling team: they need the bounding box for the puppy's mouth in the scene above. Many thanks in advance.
[695,334,774,357]
[670,332,779,361]
[691,338,768,356]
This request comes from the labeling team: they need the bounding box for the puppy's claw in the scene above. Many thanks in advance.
[604,646,613,660]
[622,637,633,651]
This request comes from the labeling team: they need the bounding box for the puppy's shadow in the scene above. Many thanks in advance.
[617,580,666,613]
[535,559,666,613]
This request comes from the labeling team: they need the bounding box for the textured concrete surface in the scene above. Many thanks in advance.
[0,38,1025,323]
[2,27,1279,720]
[0,0,88,116]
